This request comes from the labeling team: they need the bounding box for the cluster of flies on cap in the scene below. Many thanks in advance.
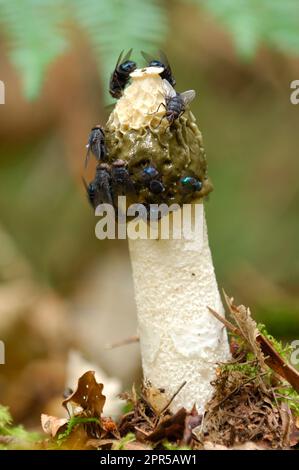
[84,50,203,213]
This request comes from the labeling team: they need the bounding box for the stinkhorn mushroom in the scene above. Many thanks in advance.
[103,66,230,413]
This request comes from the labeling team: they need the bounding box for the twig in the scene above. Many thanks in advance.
[274,393,299,402]
[138,407,156,428]
[106,335,139,349]
[134,426,150,437]
[218,355,253,366]
[270,387,282,428]
[156,381,187,419]
[207,306,242,336]
[140,393,157,416]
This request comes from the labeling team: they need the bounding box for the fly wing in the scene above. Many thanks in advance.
[82,177,88,192]
[162,79,176,98]
[158,50,169,67]
[158,50,175,85]
[95,170,113,206]
[122,48,133,63]
[141,50,155,64]
[104,103,115,113]
[98,186,113,206]
[85,127,106,168]
[85,131,94,168]
[114,50,124,68]
[180,90,196,106]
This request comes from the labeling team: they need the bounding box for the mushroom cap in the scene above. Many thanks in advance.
[105,67,212,209]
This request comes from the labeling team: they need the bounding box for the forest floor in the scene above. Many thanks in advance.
[1,296,299,451]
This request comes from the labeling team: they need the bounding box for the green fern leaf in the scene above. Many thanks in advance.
[189,0,299,59]
[0,405,12,429]
[73,0,168,102]
[0,0,69,99]
[0,0,167,101]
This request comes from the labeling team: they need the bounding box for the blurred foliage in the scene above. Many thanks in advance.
[0,405,40,449]
[0,0,167,100]
[1,0,299,100]
[0,0,68,100]
[193,0,299,59]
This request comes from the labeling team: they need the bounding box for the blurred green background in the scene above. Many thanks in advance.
[0,0,298,426]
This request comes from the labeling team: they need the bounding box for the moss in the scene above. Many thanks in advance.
[56,416,100,443]
[224,327,299,420]
[257,323,293,361]
[275,386,299,415]
[162,440,190,450]
[222,357,260,379]
[114,432,136,450]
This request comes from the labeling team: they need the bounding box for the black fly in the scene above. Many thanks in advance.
[111,159,135,196]
[160,79,195,126]
[179,176,202,193]
[84,163,113,208]
[85,125,107,168]
[140,165,164,194]
[109,49,137,99]
[141,50,176,87]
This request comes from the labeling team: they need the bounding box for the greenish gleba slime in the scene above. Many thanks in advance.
[105,110,213,208]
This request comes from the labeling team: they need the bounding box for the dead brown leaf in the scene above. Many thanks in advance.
[86,438,116,449]
[41,413,68,437]
[62,370,106,418]
[148,408,187,442]
[182,405,202,445]
[58,425,93,450]
[143,385,169,415]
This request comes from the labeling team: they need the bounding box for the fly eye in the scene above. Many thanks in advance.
[180,176,202,192]
[143,166,159,179]
[121,61,136,72]
[149,180,164,194]
[149,60,163,68]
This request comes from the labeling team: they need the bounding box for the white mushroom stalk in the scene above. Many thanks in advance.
[106,67,230,413]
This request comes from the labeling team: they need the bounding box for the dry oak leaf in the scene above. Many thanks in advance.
[62,370,106,418]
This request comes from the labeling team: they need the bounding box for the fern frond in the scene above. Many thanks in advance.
[189,0,299,59]
[0,405,12,429]
[73,0,168,102]
[0,0,69,99]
